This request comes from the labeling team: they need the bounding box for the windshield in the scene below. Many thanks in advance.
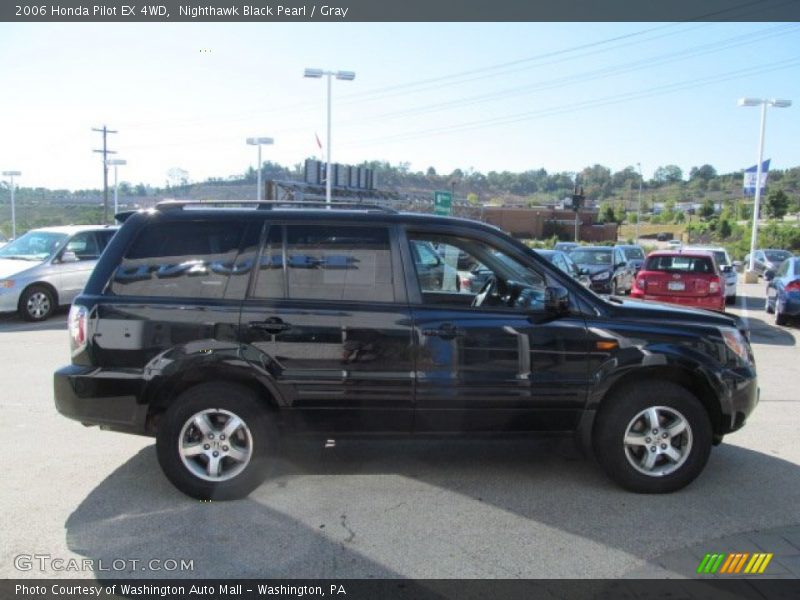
[765,250,791,263]
[622,247,644,260]
[0,231,67,261]
[570,249,612,265]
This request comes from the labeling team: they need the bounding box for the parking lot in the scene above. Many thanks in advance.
[2,280,799,580]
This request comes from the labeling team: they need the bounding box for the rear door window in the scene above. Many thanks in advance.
[109,220,246,299]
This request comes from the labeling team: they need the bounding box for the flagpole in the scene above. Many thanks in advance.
[747,102,768,274]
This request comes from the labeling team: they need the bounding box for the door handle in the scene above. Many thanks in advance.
[422,323,463,340]
[249,318,291,334]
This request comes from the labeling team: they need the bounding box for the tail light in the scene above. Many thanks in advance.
[68,304,88,356]
[786,280,800,292]
[636,277,647,291]
[709,278,721,294]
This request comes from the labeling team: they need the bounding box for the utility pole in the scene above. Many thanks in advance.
[572,184,584,242]
[92,126,117,224]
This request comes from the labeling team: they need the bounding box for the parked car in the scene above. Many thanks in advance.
[616,244,646,272]
[765,257,800,326]
[553,241,579,253]
[54,201,757,500]
[568,245,634,295]
[0,225,118,321]
[631,250,725,313]
[535,249,591,287]
[667,239,682,249]
[682,246,740,305]
[744,249,793,277]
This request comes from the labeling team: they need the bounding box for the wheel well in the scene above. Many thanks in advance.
[144,369,278,435]
[19,281,59,308]
[597,366,722,435]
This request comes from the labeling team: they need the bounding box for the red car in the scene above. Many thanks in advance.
[631,250,725,312]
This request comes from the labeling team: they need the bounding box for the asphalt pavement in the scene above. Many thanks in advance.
[1,280,798,580]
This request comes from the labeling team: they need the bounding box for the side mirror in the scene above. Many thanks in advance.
[544,286,570,314]
[579,267,589,276]
[721,265,732,273]
[60,250,79,263]
[764,270,775,282]
[617,260,627,268]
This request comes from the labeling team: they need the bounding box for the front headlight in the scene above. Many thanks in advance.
[719,326,751,364]
[0,279,15,289]
[592,271,610,281]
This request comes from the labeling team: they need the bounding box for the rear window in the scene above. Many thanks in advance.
[622,247,644,260]
[644,255,716,274]
[109,220,246,298]
[570,249,612,265]
[765,250,791,263]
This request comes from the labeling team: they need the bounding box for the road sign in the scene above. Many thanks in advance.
[434,191,452,216]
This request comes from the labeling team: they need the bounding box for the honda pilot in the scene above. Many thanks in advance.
[54,201,758,500]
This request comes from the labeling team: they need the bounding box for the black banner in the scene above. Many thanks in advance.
[3,579,800,600]
[2,0,800,22]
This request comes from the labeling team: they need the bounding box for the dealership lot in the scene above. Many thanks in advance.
[2,281,799,579]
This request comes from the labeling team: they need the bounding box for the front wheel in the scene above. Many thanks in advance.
[593,381,712,493]
[19,285,55,322]
[156,382,276,500]
[775,301,789,326]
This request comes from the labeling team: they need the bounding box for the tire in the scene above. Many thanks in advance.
[775,301,789,326]
[766,296,774,314]
[593,381,712,493]
[18,284,56,322]
[156,382,276,500]
[725,294,736,306]
[611,279,619,296]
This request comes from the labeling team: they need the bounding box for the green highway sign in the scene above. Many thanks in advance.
[433,190,452,216]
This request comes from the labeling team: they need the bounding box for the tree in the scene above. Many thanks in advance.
[653,165,683,184]
[426,166,437,177]
[699,198,715,219]
[765,189,790,220]
[689,164,717,182]
[467,193,479,206]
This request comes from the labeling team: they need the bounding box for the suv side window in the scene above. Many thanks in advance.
[96,230,116,252]
[109,220,246,299]
[255,224,394,303]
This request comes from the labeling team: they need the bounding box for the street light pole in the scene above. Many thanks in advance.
[2,171,21,239]
[246,137,274,201]
[738,97,791,281]
[107,159,127,216]
[304,68,356,208]
[636,163,643,242]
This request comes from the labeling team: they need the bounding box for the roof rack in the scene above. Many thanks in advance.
[155,199,398,214]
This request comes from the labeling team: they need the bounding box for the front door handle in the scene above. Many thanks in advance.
[249,317,291,334]
[422,323,463,340]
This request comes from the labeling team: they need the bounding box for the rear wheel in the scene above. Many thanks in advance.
[19,285,55,322]
[725,294,736,306]
[156,382,276,500]
[593,381,712,493]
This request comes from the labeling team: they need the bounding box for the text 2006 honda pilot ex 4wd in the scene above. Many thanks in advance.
[54,201,758,500]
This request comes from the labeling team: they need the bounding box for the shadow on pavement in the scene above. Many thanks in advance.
[740,316,796,346]
[0,309,67,332]
[65,437,800,578]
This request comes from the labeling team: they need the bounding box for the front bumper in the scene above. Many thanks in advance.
[54,364,149,435]
[719,365,759,434]
[0,286,22,313]
[589,279,613,294]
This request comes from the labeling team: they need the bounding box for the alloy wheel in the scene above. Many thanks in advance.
[178,408,253,482]
[622,406,693,477]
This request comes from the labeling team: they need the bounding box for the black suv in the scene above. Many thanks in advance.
[54,201,758,500]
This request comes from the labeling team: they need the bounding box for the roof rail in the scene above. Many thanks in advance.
[155,199,398,214]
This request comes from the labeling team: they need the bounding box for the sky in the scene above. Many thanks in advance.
[1,21,799,190]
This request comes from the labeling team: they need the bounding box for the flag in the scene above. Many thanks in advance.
[315,133,323,150]
[743,159,770,195]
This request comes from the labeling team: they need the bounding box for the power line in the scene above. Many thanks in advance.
[92,125,117,223]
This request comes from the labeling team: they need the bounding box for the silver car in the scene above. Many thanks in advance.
[682,246,740,304]
[0,225,118,321]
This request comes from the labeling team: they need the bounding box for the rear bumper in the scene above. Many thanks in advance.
[778,295,800,316]
[54,364,149,435]
[630,292,725,312]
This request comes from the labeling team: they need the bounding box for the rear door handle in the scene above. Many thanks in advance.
[249,318,291,333]
[422,323,463,340]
